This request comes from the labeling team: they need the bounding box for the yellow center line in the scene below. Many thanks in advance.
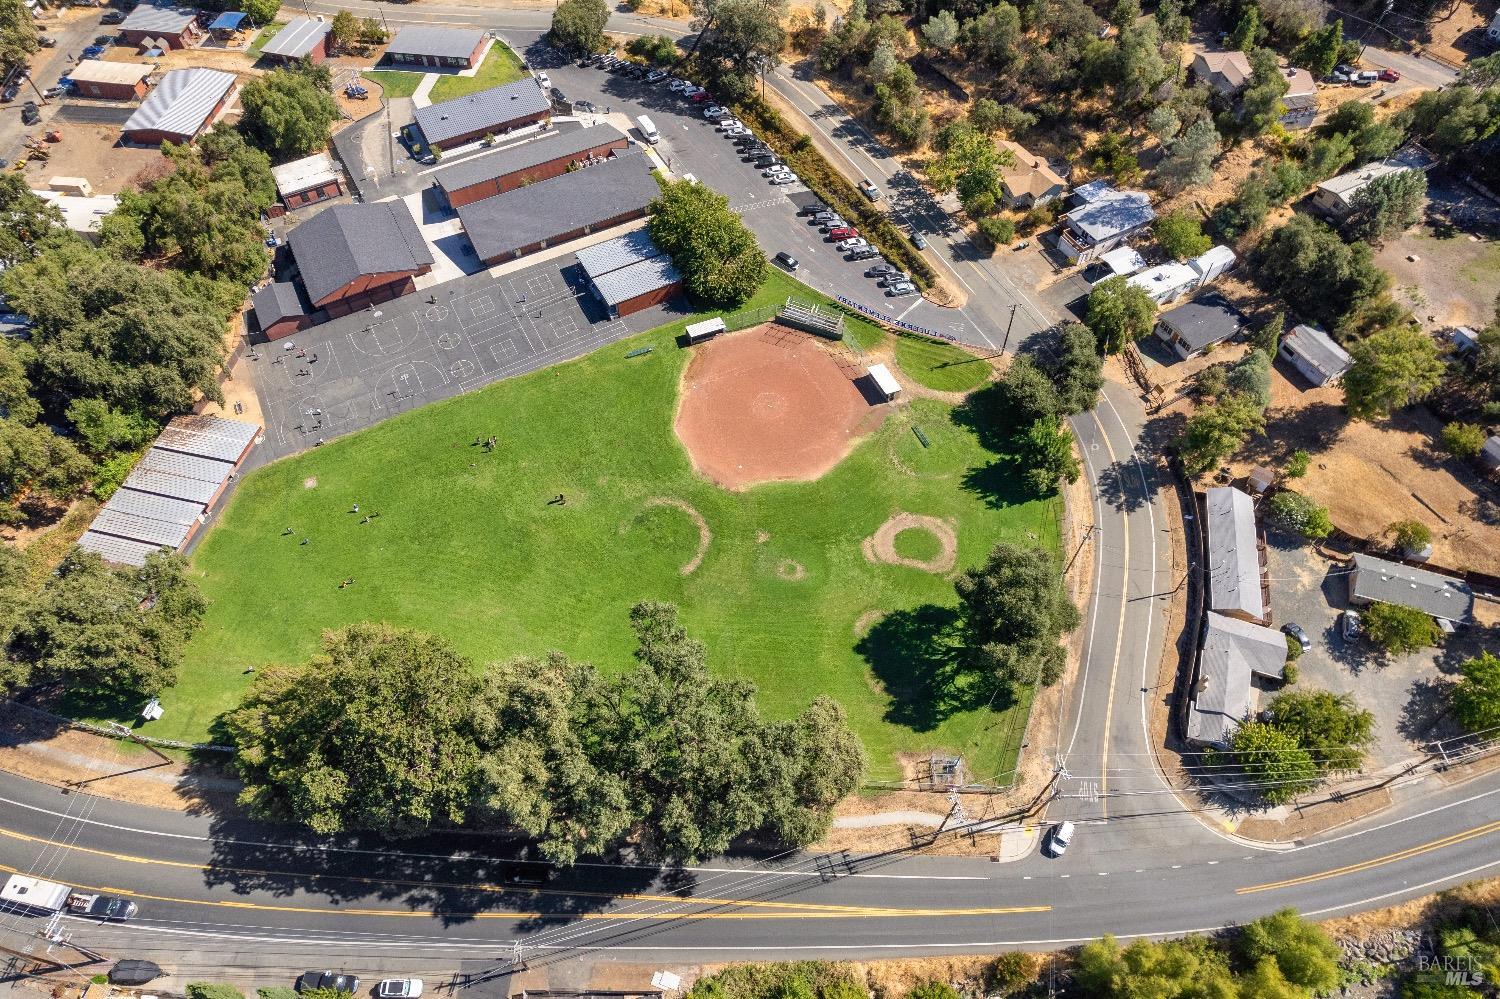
[0,828,1048,920]
[1236,819,1500,894]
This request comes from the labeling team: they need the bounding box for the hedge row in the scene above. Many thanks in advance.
[732,95,937,290]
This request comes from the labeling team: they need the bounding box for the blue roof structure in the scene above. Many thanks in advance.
[209,11,248,30]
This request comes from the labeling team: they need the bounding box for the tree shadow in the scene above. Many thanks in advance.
[1398,676,1459,745]
[855,605,1008,732]
[1094,458,1152,514]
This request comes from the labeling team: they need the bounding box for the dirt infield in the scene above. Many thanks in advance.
[863,512,959,574]
[674,324,886,490]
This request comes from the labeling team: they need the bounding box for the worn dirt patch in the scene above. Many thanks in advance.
[853,609,884,638]
[637,497,711,576]
[303,476,318,489]
[863,513,958,573]
[775,559,806,581]
[755,529,770,544]
[674,323,886,491]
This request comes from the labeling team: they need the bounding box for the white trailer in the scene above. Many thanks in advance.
[1,875,72,912]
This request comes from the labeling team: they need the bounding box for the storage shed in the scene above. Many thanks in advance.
[259,16,332,64]
[867,363,902,401]
[1279,324,1352,387]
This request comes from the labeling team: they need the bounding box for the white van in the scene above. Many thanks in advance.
[636,114,659,145]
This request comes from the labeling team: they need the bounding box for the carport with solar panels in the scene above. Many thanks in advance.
[77,415,262,568]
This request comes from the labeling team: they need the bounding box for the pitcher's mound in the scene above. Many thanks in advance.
[675,324,884,490]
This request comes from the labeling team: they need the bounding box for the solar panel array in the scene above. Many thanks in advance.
[77,415,260,567]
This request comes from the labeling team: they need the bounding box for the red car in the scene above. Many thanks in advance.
[1378,68,1400,82]
[690,90,711,102]
[827,226,858,241]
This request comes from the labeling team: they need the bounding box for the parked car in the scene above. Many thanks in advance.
[826,226,858,241]
[535,71,550,89]
[773,251,799,271]
[297,973,360,994]
[769,174,797,185]
[762,164,792,177]
[574,99,598,113]
[1326,70,1352,84]
[847,245,880,260]
[910,231,928,250]
[689,90,711,102]
[703,105,728,119]
[865,262,896,277]
[877,271,910,287]
[836,237,868,252]
[723,126,749,138]
[885,281,917,296]
[42,85,66,98]
[715,118,741,130]
[376,981,423,999]
[1335,63,1356,75]
[0,85,18,103]
[668,78,688,91]
[1354,70,1379,85]
[646,69,667,83]
[21,103,39,125]
[81,44,106,58]
[66,893,138,921]
[1281,622,1312,652]
[752,156,781,168]
[797,202,829,217]
[1340,610,1362,641]
[1378,68,1400,82]
[38,35,57,46]
[99,8,124,22]
[858,179,881,200]
[1047,821,1076,857]
[817,219,848,232]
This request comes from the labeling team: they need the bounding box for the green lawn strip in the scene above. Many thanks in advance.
[248,22,285,55]
[365,70,426,100]
[893,332,992,393]
[428,42,527,103]
[892,526,944,562]
[119,274,1052,781]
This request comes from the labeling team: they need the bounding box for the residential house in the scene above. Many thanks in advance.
[1205,486,1267,624]
[1055,182,1155,264]
[1279,68,1318,129]
[1186,612,1288,748]
[1312,148,1435,217]
[576,230,683,319]
[286,200,435,320]
[997,140,1066,208]
[1153,293,1245,360]
[1129,261,1199,305]
[259,16,332,65]
[272,152,344,210]
[457,148,661,266]
[411,77,553,152]
[433,123,629,208]
[118,6,200,50]
[1347,553,1475,628]
[384,26,489,69]
[32,188,117,239]
[1191,50,1252,99]
[62,60,153,100]
[1279,324,1352,386]
[121,68,237,146]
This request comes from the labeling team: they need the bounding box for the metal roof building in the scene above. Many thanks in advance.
[260,16,331,59]
[413,77,552,149]
[459,150,661,265]
[576,229,663,279]
[122,68,237,144]
[156,413,260,464]
[64,60,155,87]
[1348,553,1475,625]
[590,255,681,308]
[1186,612,1287,748]
[119,6,196,34]
[77,531,172,567]
[1280,324,1353,387]
[1205,486,1264,623]
[386,26,488,62]
[433,123,629,202]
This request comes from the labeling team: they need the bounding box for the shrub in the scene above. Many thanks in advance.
[1285,635,1302,661]
[1282,661,1299,684]
[1266,491,1332,540]
[986,953,1036,993]
[257,990,298,999]
[1019,204,1055,234]
[1363,601,1440,655]
[1285,449,1310,478]
[1387,519,1431,554]
[1453,651,1500,736]
[1441,421,1487,458]
[906,985,960,999]
[187,986,246,999]
[978,216,1015,247]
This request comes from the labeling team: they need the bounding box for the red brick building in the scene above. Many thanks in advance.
[287,201,434,320]
[260,16,332,65]
[433,123,629,208]
[118,7,201,50]
[384,26,489,69]
[63,60,153,101]
[121,68,236,146]
[272,152,344,210]
[411,76,552,152]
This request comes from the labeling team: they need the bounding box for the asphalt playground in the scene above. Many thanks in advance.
[249,257,689,461]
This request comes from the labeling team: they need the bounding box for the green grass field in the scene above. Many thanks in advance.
[365,69,425,99]
[893,332,994,393]
[133,279,1057,781]
[429,42,527,103]
[248,22,285,55]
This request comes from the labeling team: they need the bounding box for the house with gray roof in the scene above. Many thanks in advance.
[287,201,434,319]
[260,16,332,64]
[1205,486,1266,624]
[1153,293,1245,360]
[385,26,490,68]
[412,77,553,151]
[122,68,237,146]
[119,6,200,49]
[458,149,661,266]
[1348,553,1475,627]
[1056,184,1155,264]
[1186,612,1288,748]
[433,123,628,207]
[1279,324,1352,387]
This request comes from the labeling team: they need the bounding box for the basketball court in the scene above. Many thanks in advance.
[250,259,672,460]
[673,324,889,491]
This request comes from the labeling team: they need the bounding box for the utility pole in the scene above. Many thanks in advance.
[1000,303,1018,353]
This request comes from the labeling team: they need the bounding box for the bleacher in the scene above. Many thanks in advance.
[777,297,845,341]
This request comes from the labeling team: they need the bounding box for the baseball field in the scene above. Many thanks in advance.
[142,288,1060,782]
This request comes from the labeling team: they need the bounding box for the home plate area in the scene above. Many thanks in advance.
[257,264,632,457]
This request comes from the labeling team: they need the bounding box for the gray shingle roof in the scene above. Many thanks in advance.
[289,201,434,306]
[434,123,627,195]
[253,281,307,328]
[120,6,196,33]
[387,25,487,61]
[413,77,551,148]
[261,16,331,58]
[1282,324,1352,383]
[458,150,660,262]
[1063,186,1155,244]
[123,68,236,140]
[591,255,681,307]
[1157,294,1244,353]
[155,414,260,464]
[1350,553,1475,623]
[1206,486,1263,621]
[576,229,662,280]
[1484,435,1500,469]
[1187,612,1287,747]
